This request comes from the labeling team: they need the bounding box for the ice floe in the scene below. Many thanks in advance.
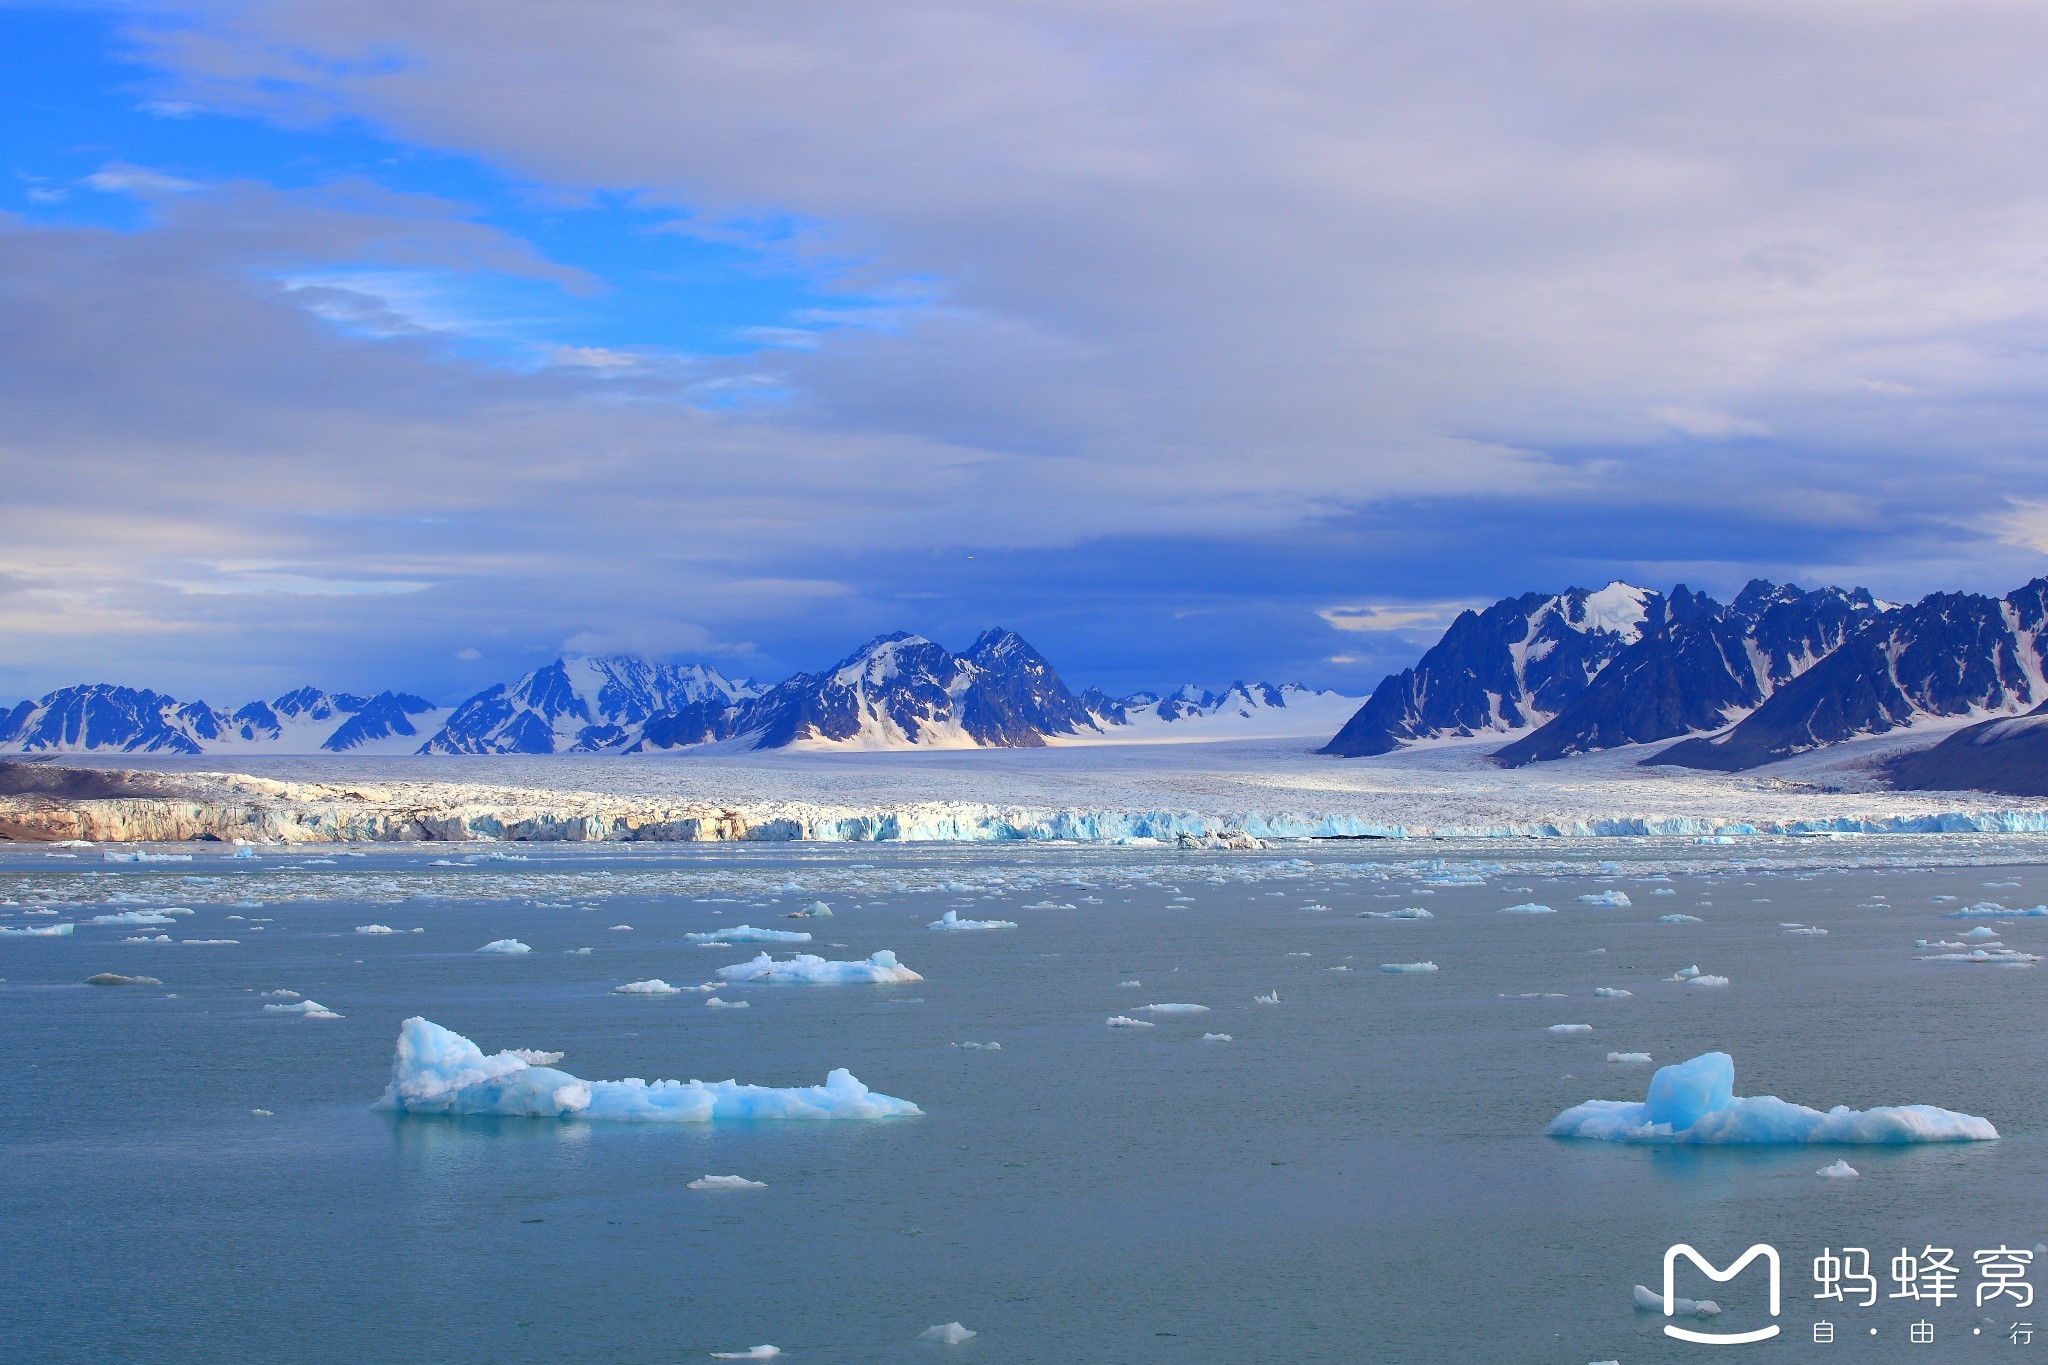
[1106,1015,1154,1028]
[1380,961,1438,973]
[1579,891,1632,907]
[85,972,160,986]
[1607,1052,1652,1064]
[88,909,189,926]
[1141,1002,1209,1014]
[687,926,813,944]
[1501,903,1554,914]
[477,939,531,955]
[1548,1023,1593,1035]
[1658,913,1703,924]
[1548,1051,1998,1144]
[375,1017,920,1121]
[1201,1033,1232,1042]
[1359,907,1434,919]
[1917,948,2040,966]
[715,950,921,984]
[1634,1284,1719,1318]
[1253,990,1281,1005]
[1667,965,1700,980]
[929,910,1018,931]
[1684,974,1731,988]
[264,999,342,1019]
[614,979,684,995]
[919,1323,977,1344]
[1594,987,1632,998]
[710,1347,781,1360]
[0,922,73,936]
[1946,903,2048,919]
[705,997,750,1008]
[1817,1159,1860,1179]
[687,1175,766,1190]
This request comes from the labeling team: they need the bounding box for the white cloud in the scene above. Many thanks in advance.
[1318,603,1472,634]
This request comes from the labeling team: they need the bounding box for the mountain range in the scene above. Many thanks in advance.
[0,630,1356,757]
[1319,574,2048,791]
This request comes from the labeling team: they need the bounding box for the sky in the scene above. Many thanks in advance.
[6,0,2048,707]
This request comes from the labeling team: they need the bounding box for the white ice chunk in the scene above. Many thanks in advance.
[1105,1015,1155,1028]
[1253,990,1281,1005]
[1579,891,1632,907]
[1634,1284,1720,1318]
[1201,1033,1232,1042]
[688,1175,766,1190]
[1548,1052,1998,1144]
[615,979,683,995]
[1548,1023,1594,1035]
[928,910,1018,931]
[716,950,921,985]
[1607,1052,1652,1064]
[1817,1159,1860,1179]
[0,922,73,936]
[1668,965,1701,980]
[1140,1002,1209,1014]
[706,997,750,1008]
[264,999,343,1019]
[1359,907,1434,919]
[710,1348,781,1360]
[1961,926,2002,940]
[477,939,531,955]
[1501,903,1554,914]
[375,1018,920,1121]
[1658,913,1703,924]
[1380,961,1439,973]
[1595,987,1633,998]
[1684,974,1731,988]
[89,910,185,926]
[686,926,813,944]
[918,1323,977,1345]
[1946,902,2048,919]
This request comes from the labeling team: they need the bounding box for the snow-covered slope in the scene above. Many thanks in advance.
[1073,682,1362,743]
[1320,582,1661,757]
[422,656,760,754]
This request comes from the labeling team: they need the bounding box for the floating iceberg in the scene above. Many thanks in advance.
[1380,961,1438,973]
[1201,1033,1233,1042]
[1917,948,2040,966]
[614,979,684,995]
[89,909,189,926]
[1578,891,1632,907]
[1634,1284,1719,1318]
[1547,1052,1998,1144]
[1501,903,1554,914]
[1594,987,1632,998]
[85,972,160,986]
[1253,990,1281,1005]
[1548,1023,1593,1036]
[374,1017,920,1121]
[1817,1159,1860,1179]
[686,926,812,944]
[688,1174,766,1190]
[787,901,833,918]
[1946,902,2048,919]
[265,999,343,1018]
[0,922,73,937]
[356,924,398,935]
[919,1323,977,1344]
[1658,913,1703,924]
[706,997,749,1008]
[477,939,531,955]
[1141,1002,1209,1014]
[1962,926,2001,940]
[1607,1052,1652,1064]
[1684,974,1731,988]
[1667,965,1700,980]
[716,950,921,985]
[1105,1015,1154,1028]
[1359,907,1433,919]
[711,1347,781,1360]
[928,910,1017,931]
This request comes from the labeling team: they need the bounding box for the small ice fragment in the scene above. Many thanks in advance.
[1253,990,1281,1005]
[1634,1284,1720,1317]
[928,910,1017,931]
[567,947,592,955]
[688,1175,767,1190]
[0,922,74,937]
[1962,926,2000,940]
[1201,1033,1232,1042]
[1106,1015,1155,1028]
[264,999,342,1018]
[1548,1023,1594,1035]
[506,1050,564,1065]
[716,951,921,985]
[1668,965,1701,980]
[1579,891,1632,907]
[477,939,531,955]
[249,1108,273,1117]
[1380,961,1438,973]
[710,1347,781,1360]
[1785,925,1828,935]
[705,997,750,1008]
[1684,975,1730,988]
[1817,1159,1860,1179]
[1118,979,1141,988]
[918,1323,977,1345]
[1607,1052,1652,1064]
[1501,903,1554,914]
[614,979,682,995]
[355,925,398,935]
[951,1041,1001,1050]
[1141,1002,1209,1014]
[687,925,812,944]
[1359,907,1433,919]
[85,972,161,986]
[1658,914,1703,924]
[1594,987,1632,998]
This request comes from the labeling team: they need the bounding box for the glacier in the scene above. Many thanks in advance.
[714,950,922,985]
[1547,1052,1997,1144]
[374,1017,921,1120]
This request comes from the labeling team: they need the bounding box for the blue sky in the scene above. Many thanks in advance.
[5,0,2048,707]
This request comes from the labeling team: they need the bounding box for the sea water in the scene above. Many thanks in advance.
[2,838,2044,1361]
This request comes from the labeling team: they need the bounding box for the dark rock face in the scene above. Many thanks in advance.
[1886,701,2048,797]
[1320,584,1661,757]
[1653,579,2048,771]
[322,692,437,752]
[0,685,212,754]
[1494,581,1883,766]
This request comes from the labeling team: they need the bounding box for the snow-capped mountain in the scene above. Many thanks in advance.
[1078,682,1362,741]
[0,685,439,755]
[1653,578,2048,771]
[1886,699,2048,797]
[633,629,1096,751]
[1319,582,1661,757]
[421,656,761,754]
[1491,581,1885,766]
